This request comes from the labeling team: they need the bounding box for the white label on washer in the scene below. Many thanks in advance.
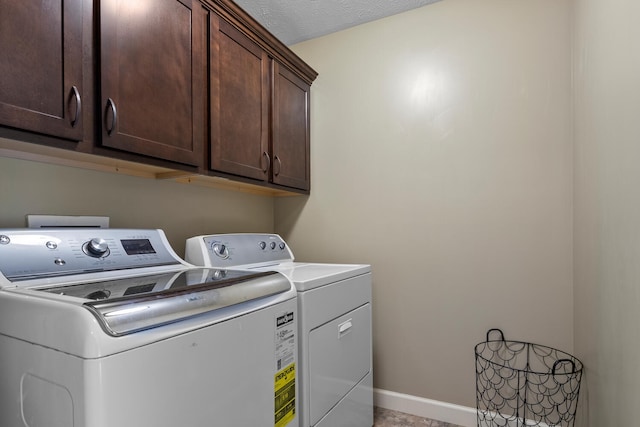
[275,311,295,371]
[275,311,295,427]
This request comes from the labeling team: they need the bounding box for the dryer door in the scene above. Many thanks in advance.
[308,303,371,425]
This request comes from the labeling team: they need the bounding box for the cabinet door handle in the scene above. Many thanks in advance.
[262,151,271,174]
[274,155,282,176]
[69,86,81,128]
[105,98,117,135]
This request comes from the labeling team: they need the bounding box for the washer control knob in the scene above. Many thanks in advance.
[259,241,267,250]
[212,243,229,259]
[279,242,286,250]
[85,238,110,257]
[270,241,276,250]
[212,269,227,280]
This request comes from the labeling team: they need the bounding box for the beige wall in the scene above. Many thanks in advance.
[573,0,640,424]
[278,0,573,408]
[0,153,275,256]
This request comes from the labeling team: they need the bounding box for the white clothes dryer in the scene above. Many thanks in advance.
[186,233,373,427]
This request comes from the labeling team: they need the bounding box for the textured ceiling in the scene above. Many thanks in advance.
[233,0,442,45]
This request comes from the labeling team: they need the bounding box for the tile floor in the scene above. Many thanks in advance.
[373,407,464,427]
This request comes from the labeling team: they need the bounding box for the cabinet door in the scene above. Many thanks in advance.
[272,62,311,191]
[100,0,205,166]
[0,0,83,141]
[209,14,269,181]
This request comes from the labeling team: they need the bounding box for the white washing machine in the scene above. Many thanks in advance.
[0,229,298,427]
[186,233,373,427]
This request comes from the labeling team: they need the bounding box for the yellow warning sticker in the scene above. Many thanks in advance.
[275,363,295,427]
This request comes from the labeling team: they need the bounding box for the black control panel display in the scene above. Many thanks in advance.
[121,239,156,255]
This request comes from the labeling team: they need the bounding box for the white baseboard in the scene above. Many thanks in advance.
[373,388,476,427]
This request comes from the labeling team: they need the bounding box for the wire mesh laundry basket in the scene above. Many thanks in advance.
[475,329,583,427]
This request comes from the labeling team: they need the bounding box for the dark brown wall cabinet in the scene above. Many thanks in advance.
[272,62,311,191]
[0,0,317,194]
[99,0,205,166]
[0,0,84,141]
[209,12,311,191]
[210,16,269,181]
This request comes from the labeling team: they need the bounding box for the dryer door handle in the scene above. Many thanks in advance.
[338,319,353,338]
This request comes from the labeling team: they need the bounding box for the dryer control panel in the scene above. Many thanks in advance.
[0,229,183,283]
[186,233,294,268]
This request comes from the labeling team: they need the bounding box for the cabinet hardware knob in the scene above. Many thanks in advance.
[105,98,117,135]
[262,151,271,174]
[69,86,81,128]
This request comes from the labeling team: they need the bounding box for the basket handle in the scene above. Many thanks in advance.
[552,358,576,375]
[486,328,505,342]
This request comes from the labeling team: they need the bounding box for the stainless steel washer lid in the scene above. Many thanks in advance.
[40,268,291,336]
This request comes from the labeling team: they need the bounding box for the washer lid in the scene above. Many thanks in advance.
[38,268,291,336]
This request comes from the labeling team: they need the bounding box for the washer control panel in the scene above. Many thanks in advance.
[0,229,182,282]
[185,233,294,268]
